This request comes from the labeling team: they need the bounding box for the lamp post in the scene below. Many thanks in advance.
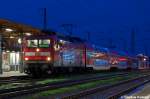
[18,29,24,73]
[0,34,2,74]
[84,43,87,69]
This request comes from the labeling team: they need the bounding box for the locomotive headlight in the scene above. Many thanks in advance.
[47,57,51,61]
[36,48,40,52]
[25,57,29,61]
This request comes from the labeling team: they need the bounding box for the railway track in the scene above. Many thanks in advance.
[62,73,150,99]
[0,71,120,84]
[0,71,122,85]
[0,70,146,83]
[0,78,33,85]
[107,76,150,99]
[0,71,134,99]
[0,70,147,84]
[0,70,149,99]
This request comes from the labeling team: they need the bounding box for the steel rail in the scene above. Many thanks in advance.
[0,72,131,98]
[62,74,150,99]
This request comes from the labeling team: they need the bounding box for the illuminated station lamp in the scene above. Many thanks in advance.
[25,33,32,36]
[5,28,13,32]
[18,38,22,44]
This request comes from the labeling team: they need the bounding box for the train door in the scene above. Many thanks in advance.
[10,52,20,71]
[2,52,20,72]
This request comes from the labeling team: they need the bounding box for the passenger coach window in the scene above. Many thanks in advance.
[39,39,50,48]
[27,40,38,47]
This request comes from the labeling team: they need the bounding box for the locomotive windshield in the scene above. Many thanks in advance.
[39,39,50,48]
[27,39,50,48]
[27,40,38,47]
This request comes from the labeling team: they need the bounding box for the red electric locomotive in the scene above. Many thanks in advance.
[23,34,91,76]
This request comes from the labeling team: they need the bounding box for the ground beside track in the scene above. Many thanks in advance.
[121,82,150,99]
[15,72,144,99]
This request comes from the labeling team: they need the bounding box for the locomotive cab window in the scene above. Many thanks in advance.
[27,40,38,47]
[39,39,50,48]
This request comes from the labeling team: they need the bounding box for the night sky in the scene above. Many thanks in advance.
[0,0,150,55]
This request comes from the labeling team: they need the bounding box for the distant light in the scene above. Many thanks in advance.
[59,39,66,44]
[60,39,63,42]
[6,50,10,53]
[25,33,32,36]
[5,28,13,32]
[119,58,127,61]
[10,36,15,38]
[143,58,146,61]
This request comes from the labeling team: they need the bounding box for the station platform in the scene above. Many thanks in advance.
[132,82,150,97]
[0,71,27,78]
[123,82,150,99]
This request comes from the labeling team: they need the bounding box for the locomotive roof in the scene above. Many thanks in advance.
[25,33,85,44]
[92,45,109,53]
[57,35,85,43]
